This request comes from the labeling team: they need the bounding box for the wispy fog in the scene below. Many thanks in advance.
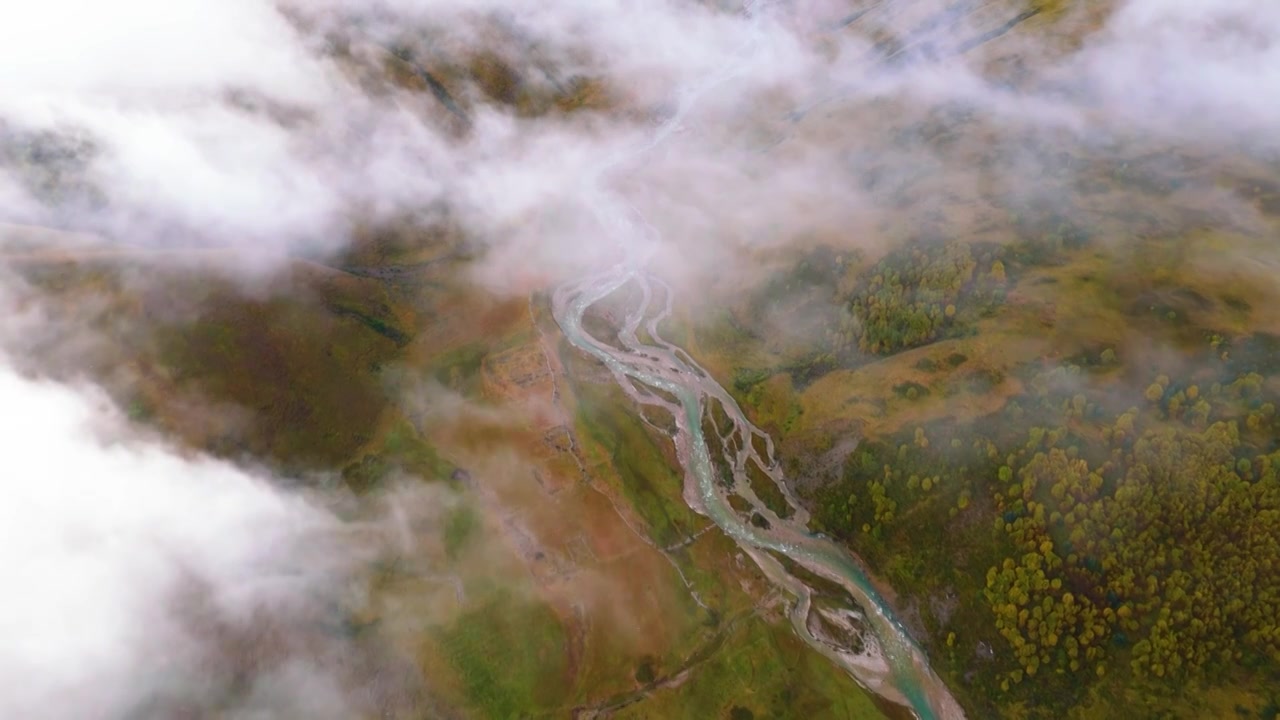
[0,361,360,718]
[3,0,1278,282]
[2,0,1279,716]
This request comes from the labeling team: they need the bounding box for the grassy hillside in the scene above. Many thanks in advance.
[6,1,1277,717]
[680,159,1280,720]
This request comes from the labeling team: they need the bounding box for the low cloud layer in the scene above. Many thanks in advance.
[1073,0,1280,143]
[3,0,1279,284]
[0,361,365,718]
[2,0,1280,717]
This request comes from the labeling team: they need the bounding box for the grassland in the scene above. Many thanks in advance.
[437,589,571,719]
[675,211,1280,720]
[9,2,1279,717]
[613,615,891,720]
[6,235,882,718]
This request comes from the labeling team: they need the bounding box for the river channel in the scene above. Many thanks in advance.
[549,3,966,717]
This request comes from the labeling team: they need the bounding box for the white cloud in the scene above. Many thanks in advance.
[1,0,1277,271]
[0,0,326,101]
[0,365,350,719]
[0,0,1277,714]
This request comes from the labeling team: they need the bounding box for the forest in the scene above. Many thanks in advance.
[804,332,1280,717]
[835,240,1008,358]
[735,217,1079,387]
[698,205,1280,717]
